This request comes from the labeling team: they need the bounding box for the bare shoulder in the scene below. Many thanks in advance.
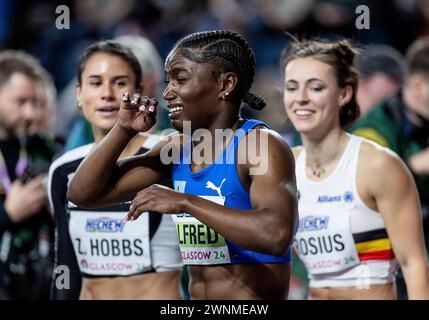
[238,127,295,175]
[242,127,294,157]
[250,126,302,159]
[359,138,405,172]
[358,138,412,189]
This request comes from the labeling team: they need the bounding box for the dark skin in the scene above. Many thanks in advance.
[68,51,298,299]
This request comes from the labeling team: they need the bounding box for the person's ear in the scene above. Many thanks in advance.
[219,72,238,101]
[338,85,353,108]
[76,83,83,111]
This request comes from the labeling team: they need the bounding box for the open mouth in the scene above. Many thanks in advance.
[97,106,119,116]
[168,105,184,118]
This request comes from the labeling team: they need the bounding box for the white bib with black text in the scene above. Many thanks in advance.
[69,210,151,276]
[172,195,231,265]
[294,209,359,275]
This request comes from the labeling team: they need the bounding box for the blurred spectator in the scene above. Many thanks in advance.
[0,0,13,47]
[417,0,429,36]
[255,0,314,30]
[351,36,429,249]
[252,67,287,133]
[115,35,164,98]
[22,0,138,92]
[356,44,405,115]
[0,50,59,299]
[30,68,58,139]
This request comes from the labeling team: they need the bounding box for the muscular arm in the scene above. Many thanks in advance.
[130,129,298,255]
[67,123,174,208]
[185,129,297,255]
[364,145,429,299]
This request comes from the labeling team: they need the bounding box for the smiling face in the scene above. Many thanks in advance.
[163,52,223,133]
[283,57,351,138]
[77,53,138,139]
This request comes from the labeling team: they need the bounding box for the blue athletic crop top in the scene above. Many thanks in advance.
[171,119,292,265]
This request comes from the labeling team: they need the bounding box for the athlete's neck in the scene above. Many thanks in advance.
[203,111,242,135]
[191,114,242,165]
[302,128,349,177]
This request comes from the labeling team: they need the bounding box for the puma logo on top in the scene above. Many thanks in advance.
[206,178,226,198]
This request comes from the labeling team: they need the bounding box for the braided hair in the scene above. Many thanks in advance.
[169,30,266,110]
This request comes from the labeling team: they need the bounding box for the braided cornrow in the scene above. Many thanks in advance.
[171,30,266,110]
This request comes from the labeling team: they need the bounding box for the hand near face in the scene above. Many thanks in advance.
[125,184,186,221]
[119,92,157,133]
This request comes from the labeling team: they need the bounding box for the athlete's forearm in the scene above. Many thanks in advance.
[67,123,136,207]
[181,194,294,256]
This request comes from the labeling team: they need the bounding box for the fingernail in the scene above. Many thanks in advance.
[122,92,129,101]
[149,105,155,112]
[139,105,146,112]
[131,93,141,104]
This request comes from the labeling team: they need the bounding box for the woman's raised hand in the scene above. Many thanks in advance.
[119,92,158,133]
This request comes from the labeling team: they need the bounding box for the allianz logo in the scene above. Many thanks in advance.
[317,191,354,203]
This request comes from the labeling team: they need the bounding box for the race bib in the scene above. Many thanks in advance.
[172,195,231,265]
[69,210,151,276]
[294,210,359,275]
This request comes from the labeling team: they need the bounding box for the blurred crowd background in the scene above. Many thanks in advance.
[1,0,429,300]
[2,0,429,139]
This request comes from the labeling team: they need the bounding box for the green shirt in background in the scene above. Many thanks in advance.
[350,92,429,243]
